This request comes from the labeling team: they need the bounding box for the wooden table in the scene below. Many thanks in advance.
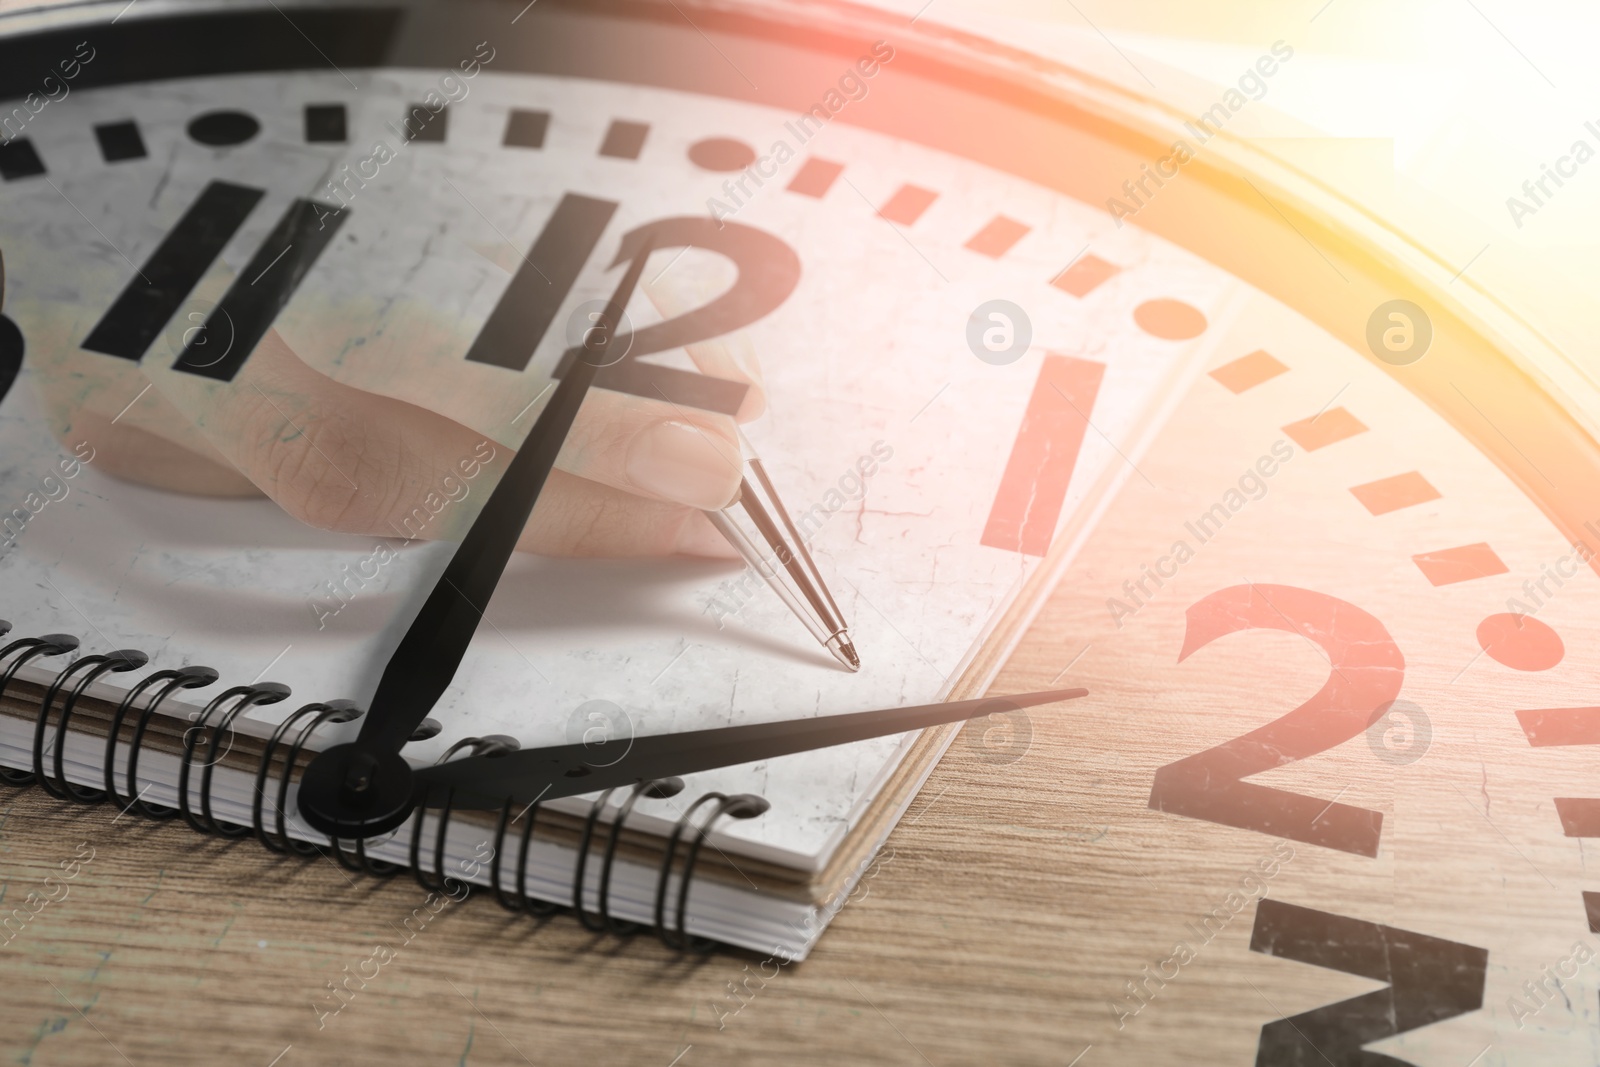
[1,480,1131,1067]
[6,281,1598,1066]
[0,647,1104,1067]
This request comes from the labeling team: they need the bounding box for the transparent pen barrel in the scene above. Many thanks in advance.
[706,462,850,648]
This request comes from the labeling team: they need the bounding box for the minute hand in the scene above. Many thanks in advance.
[298,238,653,836]
[415,688,1090,809]
[358,240,653,753]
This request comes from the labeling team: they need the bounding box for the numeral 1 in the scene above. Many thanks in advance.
[463,192,618,371]
[980,354,1103,556]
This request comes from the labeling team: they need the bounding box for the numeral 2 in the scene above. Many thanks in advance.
[1148,584,1403,857]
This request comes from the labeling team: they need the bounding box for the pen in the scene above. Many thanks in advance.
[640,274,858,671]
[705,428,859,671]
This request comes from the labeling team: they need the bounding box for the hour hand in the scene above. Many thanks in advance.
[412,688,1088,810]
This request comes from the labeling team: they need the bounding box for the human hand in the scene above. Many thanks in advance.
[24,267,762,558]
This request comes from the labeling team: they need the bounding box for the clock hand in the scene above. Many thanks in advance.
[297,233,656,838]
[412,687,1088,809]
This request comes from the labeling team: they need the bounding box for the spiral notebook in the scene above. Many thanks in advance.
[0,172,1240,956]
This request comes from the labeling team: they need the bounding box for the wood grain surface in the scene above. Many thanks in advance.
[4,282,1599,1066]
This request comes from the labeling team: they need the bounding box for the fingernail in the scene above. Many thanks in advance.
[626,420,740,509]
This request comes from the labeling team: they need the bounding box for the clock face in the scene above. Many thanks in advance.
[1038,284,1600,1065]
[3,0,1600,1061]
[0,0,1239,863]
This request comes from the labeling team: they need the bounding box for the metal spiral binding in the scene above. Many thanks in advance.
[253,700,362,855]
[0,628,359,855]
[654,792,771,952]
[0,623,79,786]
[412,740,772,945]
[176,683,291,835]
[35,649,149,801]
[0,622,774,952]
[488,793,562,918]
[573,777,686,935]
[105,666,220,815]
[399,735,519,894]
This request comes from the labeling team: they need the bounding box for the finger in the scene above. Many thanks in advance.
[555,387,745,512]
[21,309,262,497]
[140,329,738,558]
[643,268,766,422]
[518,469,738,558]
[142,328,476,538]
[56,409,263,497]
[16,242,266,496]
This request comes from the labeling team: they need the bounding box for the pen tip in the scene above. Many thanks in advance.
[828,633,861,673]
